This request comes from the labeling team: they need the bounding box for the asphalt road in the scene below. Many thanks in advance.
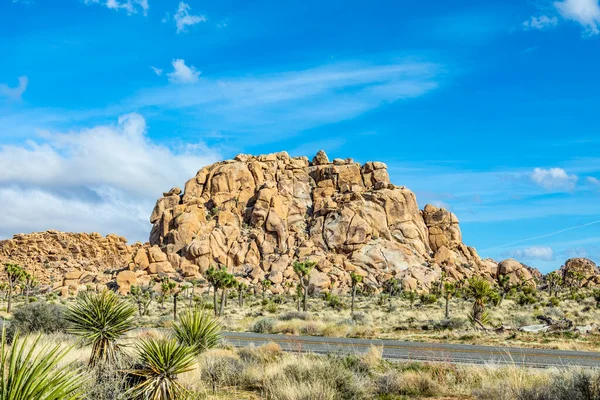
[222,332,600,368]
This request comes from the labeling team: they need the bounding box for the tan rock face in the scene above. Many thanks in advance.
[497,259,541,285]
[0,231,138,296]
[147,151,499,293]
[559,258,599,287]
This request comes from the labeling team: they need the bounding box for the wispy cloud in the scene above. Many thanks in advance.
[150,66,163,76]
[84,0,149,16]
[0,76,28,100]
[523,15,559,30]
[173,1,206,33]
[128,59,442,143]
[506,246,554,261]
[167,59,200,84]
[530,167,578,191]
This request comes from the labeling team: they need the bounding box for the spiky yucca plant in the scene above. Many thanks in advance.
[0,329,86,400]
[172,308,221,355]
[127,338,196,400]
[66,289,136,367]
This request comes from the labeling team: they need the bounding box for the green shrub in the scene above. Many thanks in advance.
[252,317,276,333]
[9,302,68,339]
[419,293,438,305]
[278,311,309,321]
[547,297,560,307]
[517,294,537,306]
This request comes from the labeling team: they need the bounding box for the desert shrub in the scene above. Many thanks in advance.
[351,312,369,325]
[265,301,279,313]
[271,295,286,304]
[199,351,245,393]
[238,342,283,364]
[252,317,276,333]
[300,321,324,336]
[82,357,134,400]
[278,311,309,321]
[9,302,68,339]
[517,293,537,306]
[433,318,465,331]
[375,371,440,397]
[419,293,438,305]
[263,356,368,400]
[547,297,560,307]
[513,369,600,400]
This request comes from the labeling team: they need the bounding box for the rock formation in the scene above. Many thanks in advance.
[496,259,542,286]
[559,258,600,287]
[0,231,138,296]
[139,151,499,294]
[11,151,594,297]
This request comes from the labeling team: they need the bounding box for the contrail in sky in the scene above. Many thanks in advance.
[482,220,600,251]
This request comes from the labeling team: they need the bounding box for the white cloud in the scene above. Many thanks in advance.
[174,2,206,33]
[507,246,555,261]
[530,167,578,191]
[554,0,600,35]
[167,59,200,84]
[587,176,600,186]
[84,0,149,16]
[150,66,163,76]
[0,76,28,100]
[523,15,559,30]
[0,113,219,241]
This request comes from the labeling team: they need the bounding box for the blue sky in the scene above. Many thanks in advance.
[1,0,600,273]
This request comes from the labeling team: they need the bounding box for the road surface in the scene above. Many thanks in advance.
[222,332,600,368]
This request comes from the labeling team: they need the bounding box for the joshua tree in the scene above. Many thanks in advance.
[206,265,235,316]
[173,307,222,355]
[403,290,417,309]
[497,274,512,305]
[261,279,272,300]
[187,279,201,308]
[66,290,136,367]
[22,272,38,302]
[546,271,562,297]
[157,277,176,311]
[4,263,25,313]
[130,284,153,317]
[384,277,400,297]
[593,289,600,308]
[465,276,494,327]
[127,337,196,400]
[293,260,316,312]
[295,284,303,311]
[219,274,237,317]
[349,272,363,316]
[237,282,247,307]
[0,329,86,399]
[443,282,456,319]
[564,269,585,295]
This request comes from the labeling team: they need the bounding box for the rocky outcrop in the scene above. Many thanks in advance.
[6,152,569,296]
[0,231,139,296]
[559,258,600,287]
[145,151,497,294]
[496,259,542,286]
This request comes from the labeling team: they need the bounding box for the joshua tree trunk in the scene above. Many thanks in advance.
[445,297,450,319]
[351,284,357,315]
[173,293,178,319]
[473,300,484,323]
[7,284,13,314]
[212,287,218,316]
[302,281,308,312]
[219,288,227,317]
